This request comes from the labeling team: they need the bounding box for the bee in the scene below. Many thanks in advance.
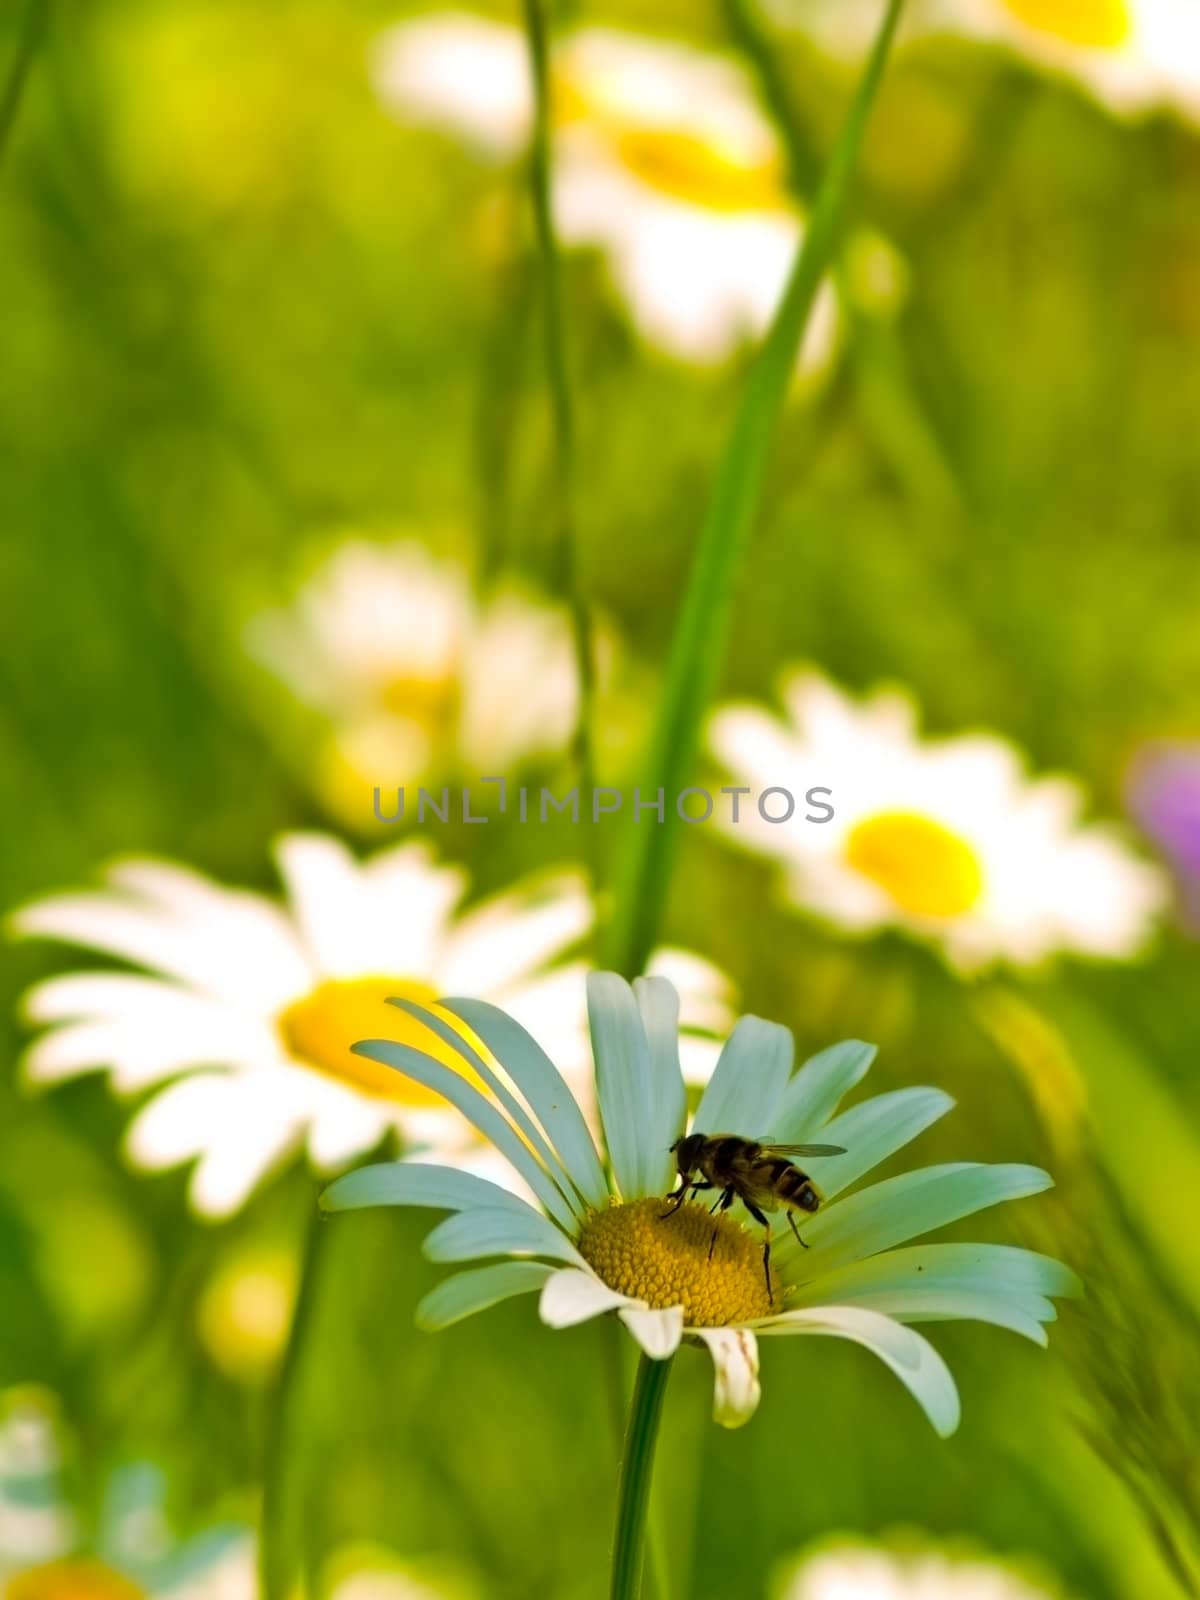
[662,1132,846,1302]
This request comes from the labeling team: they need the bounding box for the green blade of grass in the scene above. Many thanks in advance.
[602,0,906,979]
[0,0,50,173]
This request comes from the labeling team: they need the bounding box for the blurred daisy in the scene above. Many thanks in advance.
[775,1536,1063,1599]
[246,540,582,820]
[709,669,1166,970]
[0,1388,253,1600]
[785,0,1200,127]
[1127,740,1200,932]
[323,1543,481,1600]
[371,15,844,370]
[937,0,1200,124]
[323,971,1078,1431]
[12,836,731,1218]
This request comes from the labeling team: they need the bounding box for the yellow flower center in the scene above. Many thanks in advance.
[1000,0,1131,48]
[552,70,786,212]
[377,669,458,725]
[277,978,485,1106]
[845,811,984,918]
[609,127,785,212]
[5,1562,146,1600]
[578,1197,777,1326]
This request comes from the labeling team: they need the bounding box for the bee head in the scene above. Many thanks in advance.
[670,1132,706,1178]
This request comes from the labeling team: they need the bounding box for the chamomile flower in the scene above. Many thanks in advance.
[370,15,844,371]
[321,971,1078,1431]
[246,541,582,822]
[709,669,1166,971]
[324,1544,481,1600]
[0,1389,253,1600]
[775,1536,1064,1599]
[784,0,1200,127]
[11,837,730,1218]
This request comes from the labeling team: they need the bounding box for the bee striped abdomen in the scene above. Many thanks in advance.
[776,1164,821,1211]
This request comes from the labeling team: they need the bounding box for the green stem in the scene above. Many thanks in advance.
[521,0,597,811]
[260,1204,329,1600]
[0,0,49,172]
[610,1354,674,1600]
[718,0,819,192]
[602,0,906,979]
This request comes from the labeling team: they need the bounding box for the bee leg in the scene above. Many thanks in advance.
[660,1178,707,1220]
[742,1199,775,1305]
[708,1187,735,1261]
[786,1211,809,1251]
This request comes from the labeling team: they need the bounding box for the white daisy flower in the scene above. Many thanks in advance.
[0,1389,254,1600]
[322,970,1079,1431]
[245,540,582,819]
[709,668,1166,971]
[780,0,1200,128]
[324,1543,481,1600]
[11,836,731,1219]
[776,1537,1063,1599]
[370,15,843,371]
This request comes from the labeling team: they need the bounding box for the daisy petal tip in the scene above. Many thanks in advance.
[932,1403,961,1440]
[618,1304,684,1362]
[697,1328,761,1429]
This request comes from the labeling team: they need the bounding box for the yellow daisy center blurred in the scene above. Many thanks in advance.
[5,1561,146,1600]
[578,1197,777,1325]
[278,978,486,1106]
[377,669,458,724]
[609,127,785,212]
[553,70,786,212]
[1000,0,1131,48]
[845,811,984,918]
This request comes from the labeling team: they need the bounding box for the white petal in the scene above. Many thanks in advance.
[762,1305,961,1437]
[439,872,591,996]
[188,1119,302,1219]
[13,870,309,1006]
[125,1074,245,1165]
[695,1327,761,1428]
[586,972,657,1199]
[274,833,465,979]
[305,1098,390,1171]
[619,1305,684,1361]
[370,13,533,156]
[693,1015,793,1139]
[539,1267,635,1328]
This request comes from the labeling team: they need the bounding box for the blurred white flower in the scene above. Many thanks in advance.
[324,1542,481,1600]
[371,15,844,370]
[775,1538,1063,1600]
[12,836,732,1218]
[709,669,1166,970]
[246,540,582,819]
[0,1389,253,1600]
[777,0,1200,127]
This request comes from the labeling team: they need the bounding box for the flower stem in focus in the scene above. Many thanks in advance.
[611,1354,674,1600]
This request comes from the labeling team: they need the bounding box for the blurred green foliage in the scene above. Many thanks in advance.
[3,1,1200,1596]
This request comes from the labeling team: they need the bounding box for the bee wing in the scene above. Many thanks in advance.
[758,1142,846,1158]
